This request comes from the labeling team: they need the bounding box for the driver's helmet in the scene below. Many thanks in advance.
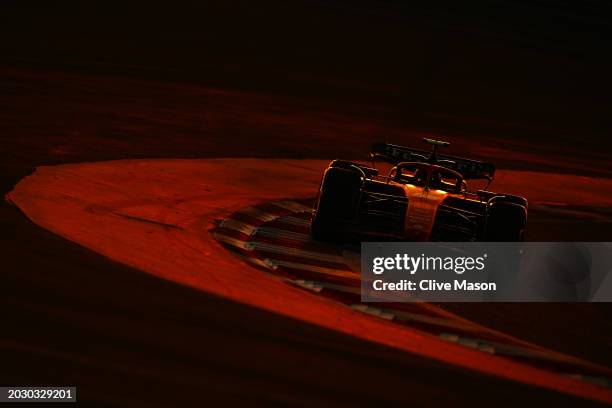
[429,171,443,188]
[414,168,427,185]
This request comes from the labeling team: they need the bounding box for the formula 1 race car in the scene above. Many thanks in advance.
[311,139,527,241]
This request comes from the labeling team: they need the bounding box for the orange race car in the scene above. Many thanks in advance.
[311,139,527,242]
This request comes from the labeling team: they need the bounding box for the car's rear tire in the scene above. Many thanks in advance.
[485,202,527,241]
[311,167,362,241]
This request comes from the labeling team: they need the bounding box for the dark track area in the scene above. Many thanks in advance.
[0,191,606,407]
[1,1,612,406]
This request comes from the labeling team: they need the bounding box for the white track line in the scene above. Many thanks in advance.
[235,206,280,222]
[349,304,484,333]
[246,241,345,264]
[264,259,358,279]
[256,226,312,242]
[286,279,361,295]
[452,334,612,386]
[236,252,274,269]
[215,233,354,274]
[439,333,578,362]
[288,280,324,293]
[273,201,311,213]
[440,333,496,353]
[220,217,312,242]
[234,205,310,227]
[351,304,395,320]
[219,219,258,236]
[214,233,251,250]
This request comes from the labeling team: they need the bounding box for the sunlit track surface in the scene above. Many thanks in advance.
[9,159,612,404]
[214,200,612,389]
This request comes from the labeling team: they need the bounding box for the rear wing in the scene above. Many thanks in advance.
[371,142,495,180]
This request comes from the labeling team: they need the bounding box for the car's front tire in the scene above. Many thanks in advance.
[311,167,362,241]
[485,202,527,241]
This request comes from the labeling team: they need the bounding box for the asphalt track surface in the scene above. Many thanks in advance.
[6,158,612,406]
[2,1,612,405]
[1,69,612,406]
[1,67,611,407]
